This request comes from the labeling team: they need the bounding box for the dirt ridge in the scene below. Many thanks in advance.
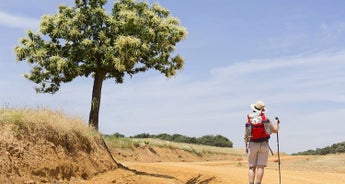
[0,122,117,183]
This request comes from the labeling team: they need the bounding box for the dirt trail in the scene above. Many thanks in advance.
[75,155,345,184]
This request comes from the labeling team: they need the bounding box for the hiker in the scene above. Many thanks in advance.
[244,100,280,184]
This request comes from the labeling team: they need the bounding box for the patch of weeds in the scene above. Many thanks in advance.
[0,109,23,124]
[104,137,139,149]
[181,145,202,156]
[133,142,140,148]
[191,148,203,157]
[10,125,23,138]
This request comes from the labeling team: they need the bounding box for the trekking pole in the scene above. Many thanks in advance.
[275,117,281,184]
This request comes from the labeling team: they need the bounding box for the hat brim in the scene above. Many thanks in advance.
[251,104,267,113]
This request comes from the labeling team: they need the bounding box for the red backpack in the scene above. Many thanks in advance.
[246,113,270,142]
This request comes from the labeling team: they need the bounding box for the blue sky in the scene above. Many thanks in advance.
[1,0,345,153]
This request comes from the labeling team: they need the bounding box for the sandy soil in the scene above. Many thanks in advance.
[75,154,345,184]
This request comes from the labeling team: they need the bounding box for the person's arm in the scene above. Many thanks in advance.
[270,117,280,133]
[244,132,248,153]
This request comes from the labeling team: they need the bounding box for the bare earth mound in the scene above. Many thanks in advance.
[0,109,117,183]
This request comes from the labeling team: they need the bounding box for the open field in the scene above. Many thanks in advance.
[75,153,345,184]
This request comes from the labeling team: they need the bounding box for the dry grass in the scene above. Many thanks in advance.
[0,107,117,183]
[137,138,244,156]
[280,154,345,173]
[0,107,96,136]
[1,107,241,157]
[104,136,139,149]
[105,137,245,157]
[0,107,100,152]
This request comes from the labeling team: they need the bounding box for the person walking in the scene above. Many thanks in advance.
[244,100,280,184]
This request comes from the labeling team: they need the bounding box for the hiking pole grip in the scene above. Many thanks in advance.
[275,117,280,124]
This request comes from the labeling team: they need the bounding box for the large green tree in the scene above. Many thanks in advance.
[15,0,187,130]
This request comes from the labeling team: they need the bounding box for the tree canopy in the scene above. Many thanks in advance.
[130,133,234,148]
[292,141,345,155]
[15,0,187,130]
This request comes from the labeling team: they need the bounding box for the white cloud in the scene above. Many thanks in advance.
[211,50,345,102]
[320,21,345,40]
[263,34,309,52]
[0,10,39,29]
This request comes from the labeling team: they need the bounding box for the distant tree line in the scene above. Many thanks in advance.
[104,133,233,148]
[292,141,345,155]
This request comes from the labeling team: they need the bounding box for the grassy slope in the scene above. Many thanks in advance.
[105,137,246,162]
[0,108,117,183]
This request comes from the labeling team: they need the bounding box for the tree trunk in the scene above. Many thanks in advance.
[88,70,105,130]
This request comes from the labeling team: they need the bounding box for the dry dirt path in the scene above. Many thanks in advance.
[75,156,345,184]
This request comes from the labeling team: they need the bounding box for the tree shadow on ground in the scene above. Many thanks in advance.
[185,174,216,184]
